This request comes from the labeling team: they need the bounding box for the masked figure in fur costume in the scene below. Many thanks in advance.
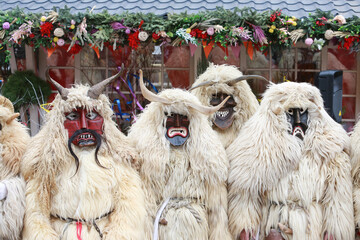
[190,64,264,149]
[227,82,354,240]
[21,72,146,240]
[350,120,360,239]
[0,96,28,240]
[128,70,232,240]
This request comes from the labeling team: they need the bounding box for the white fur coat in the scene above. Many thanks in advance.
[228,82,354,240]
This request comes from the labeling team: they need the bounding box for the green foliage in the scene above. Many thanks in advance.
[1,70,52,110]
[0,6,358,62]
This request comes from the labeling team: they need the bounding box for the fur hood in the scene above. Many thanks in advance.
[129,88,228,186]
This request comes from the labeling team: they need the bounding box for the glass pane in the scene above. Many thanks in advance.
[48,68,74,88]
[328,48,356,71]
[247,71,270,100]
[208,45,240,66]
[297,71,319,85]
[81,45,106,67]
[108,45,132,68]
[343,72,357,95]
[297,48,320,70]
[79,70,106,85]
[165,70,190,89]
[164,45,190,68]
[47,47,75,67]
[272,71,295,83]
[342,122,355,132]
[273,49,295,70]
[246,51,270,69]
[342,97,355,119]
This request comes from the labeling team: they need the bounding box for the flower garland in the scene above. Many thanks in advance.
[0,7,359,61]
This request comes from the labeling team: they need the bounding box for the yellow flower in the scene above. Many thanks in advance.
[271,25,276,29]
[186,28,191,34]
[292,22,297,26]
[40,16,46,22]
[269,28,274,33]
[53,37,59,42]
[70,24,75,30]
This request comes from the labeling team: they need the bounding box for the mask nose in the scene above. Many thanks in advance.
[174,114,181,127]
[293,109,301,124]
[80,110,88,129]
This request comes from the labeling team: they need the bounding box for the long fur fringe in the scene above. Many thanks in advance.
[191,64,259,149]
[228,82,354,240]
[21,85,146,240]
[128,88,231,240]
[0,104,29,240]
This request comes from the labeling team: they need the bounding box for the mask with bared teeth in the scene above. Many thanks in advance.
[164,112,190,146]
[286,108,308,140]
[210,93,236,130]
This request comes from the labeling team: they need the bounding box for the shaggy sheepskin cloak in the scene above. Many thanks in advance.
[0,96,28,240]
[228,82,354,240]
[21,84,146,240]
[191,64,259,149]
[129,88,231,240]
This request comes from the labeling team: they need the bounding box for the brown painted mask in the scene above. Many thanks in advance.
[210,93,236,130]
[286,108,308,141]
[164,112,190,146]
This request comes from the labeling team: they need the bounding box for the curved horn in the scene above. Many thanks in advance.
[0,96,14,112]
[139,70,172,104]
[188,96,230,115]
[46,69,69,100]
[225,75,269,85]
[88,65,124,99]
[189,80,216,91]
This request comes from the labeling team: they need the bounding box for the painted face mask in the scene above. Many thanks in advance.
[210,93,236,130]
[64,108,104,147]
[286,108,308,140]
[165,113,190,146]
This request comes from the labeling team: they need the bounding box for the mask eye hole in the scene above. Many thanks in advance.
[300,108,306,114]
[287,109,293,115]
[66,112,79,120]
[86,112,98,120]
[0,123,2,130]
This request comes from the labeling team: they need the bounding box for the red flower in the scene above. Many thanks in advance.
[29,33,35,38]
[68,44,82,55]
[40,22,54,38]
[128,31,140,49]
[152,32,160,40]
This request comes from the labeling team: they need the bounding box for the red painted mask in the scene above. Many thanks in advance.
[64,108,104,147]
[165,113,190,146]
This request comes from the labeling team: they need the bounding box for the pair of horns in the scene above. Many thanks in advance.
[189,75,269,91]
[139,70,230,115]
[47,64,124,100]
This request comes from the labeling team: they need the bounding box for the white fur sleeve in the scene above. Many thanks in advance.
[322,151,354,240]
[207,181,232,240]
[228,184,262,238]
[0,175,26,240]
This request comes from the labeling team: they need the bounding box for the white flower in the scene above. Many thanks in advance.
[214,25,224,33]
[334,15,346,25]
[138,31,149,41]
[54,28,65,37]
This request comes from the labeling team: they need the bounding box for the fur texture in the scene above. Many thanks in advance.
[128,89,231,240]
[0,98,28,240]
[228,82,354,240]
[21,85,146,240]
[191,64,259,148]
[350,119,360,234]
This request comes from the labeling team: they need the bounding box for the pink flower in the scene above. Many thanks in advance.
[57,38,65,46]
[305,38,313,46]
[206,27,214,36]
[2,22,10,30]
